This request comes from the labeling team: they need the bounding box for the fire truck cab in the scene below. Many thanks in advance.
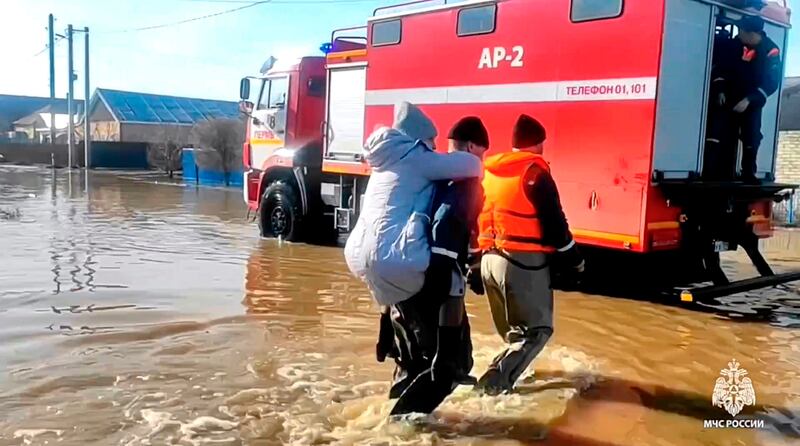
[238,0,799,298]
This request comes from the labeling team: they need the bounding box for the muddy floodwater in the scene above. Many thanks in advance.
[1,165,799,446]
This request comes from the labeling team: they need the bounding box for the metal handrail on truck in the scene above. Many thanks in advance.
[330,26,367,48]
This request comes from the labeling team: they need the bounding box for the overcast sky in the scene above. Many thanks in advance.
[1,0,799,102]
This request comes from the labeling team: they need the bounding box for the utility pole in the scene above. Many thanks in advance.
[67,24,74,168]
[48,14,56,145]
[84,27,90,170]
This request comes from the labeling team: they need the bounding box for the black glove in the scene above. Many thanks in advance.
[466,263,484,295]
[567,259,586,289]
[553,243,585,290]
[376,311,395,363]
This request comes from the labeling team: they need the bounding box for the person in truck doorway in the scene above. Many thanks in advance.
[474,114,585,396]
[383,117,490,416]
[706,13,783,183]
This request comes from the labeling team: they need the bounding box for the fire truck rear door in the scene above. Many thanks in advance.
[652,1,787,181]
[753,19,787,178]
[325,65,367,159]
[652,0,715,179]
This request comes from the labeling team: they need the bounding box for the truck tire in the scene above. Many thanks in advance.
[258,181,303,241]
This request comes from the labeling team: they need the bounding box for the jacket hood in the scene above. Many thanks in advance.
[364,127,423,170]
[392,101,438,142]
[484,151,547,176]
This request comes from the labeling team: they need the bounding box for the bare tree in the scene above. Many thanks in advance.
[147,125,186,178]
[191,118,245,185]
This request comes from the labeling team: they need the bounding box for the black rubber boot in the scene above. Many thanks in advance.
[432,326,477,386]
[475,367,511,396]
[740,145,760,183]
[376,311,396,363]
[389,363,424,400]
[389,326,475,416]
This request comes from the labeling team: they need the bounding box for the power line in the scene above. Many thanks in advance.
[95,0,385,34]
[98,0,273,34]
[33,35,64,57]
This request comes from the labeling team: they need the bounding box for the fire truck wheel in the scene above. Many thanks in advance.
[259,182,302,241]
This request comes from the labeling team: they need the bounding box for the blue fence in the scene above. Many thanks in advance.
[91,142,148,169]
[227,171,244,187]
[774,192,798,226]
[181,148,242,188]
[182,148,199,182]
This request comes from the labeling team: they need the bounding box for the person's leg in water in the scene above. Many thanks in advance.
[389,294,476,415]
[387,296,436,399]
[477,252,553,395]
[433,295,475,384]
[476,252,513,394]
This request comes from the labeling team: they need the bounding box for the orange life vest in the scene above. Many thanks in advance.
[478,151,555,253]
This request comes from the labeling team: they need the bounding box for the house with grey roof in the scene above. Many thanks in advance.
[13,102,83,143]
[0,95,84,142]
[87,88,240,146]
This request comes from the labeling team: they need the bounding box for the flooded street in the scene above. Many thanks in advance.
[1,165,799,446]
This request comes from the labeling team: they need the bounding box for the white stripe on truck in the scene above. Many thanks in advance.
[365,77,658,106]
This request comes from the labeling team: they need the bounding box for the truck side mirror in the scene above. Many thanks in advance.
[240,78,251,100]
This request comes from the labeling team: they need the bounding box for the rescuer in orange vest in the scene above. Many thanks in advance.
[474,114,585,396]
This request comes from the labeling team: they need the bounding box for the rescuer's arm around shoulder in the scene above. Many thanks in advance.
[524,166,584,272]
[416,149,483,182]
[379,100,480,181]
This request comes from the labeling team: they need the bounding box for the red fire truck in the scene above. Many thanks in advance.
[237,0,799,300]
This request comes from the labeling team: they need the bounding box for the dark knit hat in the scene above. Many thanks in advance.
[512,114,546,148]
[448,116,490,149]
[739,14,764,33]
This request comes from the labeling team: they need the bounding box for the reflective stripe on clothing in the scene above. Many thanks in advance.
[431,246,459,259]
[557,239,576,253]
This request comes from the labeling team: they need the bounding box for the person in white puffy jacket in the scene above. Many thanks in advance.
[343,101,482,307]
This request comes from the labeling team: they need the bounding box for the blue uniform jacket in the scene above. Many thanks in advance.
[425,177,484,297]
